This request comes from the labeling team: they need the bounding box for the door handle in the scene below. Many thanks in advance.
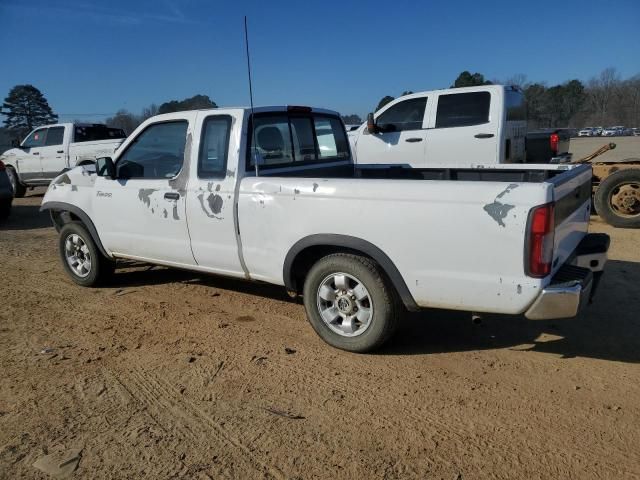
[405,137,423,143]
[57,150,64,154]
[32,152,40,155]
[474,133,494,139]
[164,192,180,200]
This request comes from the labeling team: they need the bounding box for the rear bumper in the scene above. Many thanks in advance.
[525,233,609,320]
[550,152,573,164]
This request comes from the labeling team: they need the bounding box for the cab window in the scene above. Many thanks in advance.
[116,121,188,179]
[23,129,47,148]
[435,92,491,128]
[198,116,231,178]
[248,113,349,168]
[376,98,427,132]
[45,127,65,146]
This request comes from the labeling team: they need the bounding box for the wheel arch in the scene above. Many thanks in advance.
[41,201,112,258]
[283,234,419,311]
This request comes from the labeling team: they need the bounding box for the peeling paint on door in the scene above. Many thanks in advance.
[138,188,156,207]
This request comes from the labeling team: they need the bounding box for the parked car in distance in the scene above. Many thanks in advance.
[594,126,603,136]
[0,160,13,220]
[525,128,572,163]
[0,123,126,197]
[602,127,619,137]
[633,128,640,136]
[578,127,596,137]
[41,105,609,352]
[349,85,527,166]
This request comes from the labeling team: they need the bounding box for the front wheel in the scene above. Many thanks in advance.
[594,169,640,228]
[6,167,26,198]
[58,221,115,286]
[303,253,401,352]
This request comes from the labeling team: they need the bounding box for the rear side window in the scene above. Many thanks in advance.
[249,114,349,168]
[436,92,490,128]
[376,98,427,132]
[23,128,47,148]
[506,91,526,121]
[75,126,126,142]
[198,116,231,178]
[45,127,64,146]
[116,121,187,179]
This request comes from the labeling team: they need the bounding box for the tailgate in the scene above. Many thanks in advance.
[550,164,592,275]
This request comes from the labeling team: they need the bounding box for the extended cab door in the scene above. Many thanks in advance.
[39,126,68,180]
[92,116,196,266]
[184,111,245,276]
[353,96,428,166]
[425,89,498,165]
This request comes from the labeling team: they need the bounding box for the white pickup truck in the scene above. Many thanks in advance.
[350,85,527,167]
[41,105,609,352]
[1,123,126,197]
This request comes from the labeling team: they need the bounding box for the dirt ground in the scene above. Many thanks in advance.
[1,189,639,480]
[570,136,640,162]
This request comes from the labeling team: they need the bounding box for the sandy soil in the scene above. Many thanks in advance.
[569,136,640,162]
[1,190,639,479]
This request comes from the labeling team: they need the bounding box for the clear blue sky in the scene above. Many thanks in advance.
[1,0,638,121]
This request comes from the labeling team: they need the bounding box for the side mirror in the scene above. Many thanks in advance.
[366,112,378,134]
[96,157,116,178]
[11,139,22,148]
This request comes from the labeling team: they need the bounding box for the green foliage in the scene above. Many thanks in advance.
[375,96,395,112]
[158,94,217,114]
[2,84,57,140]
[341,114,362,125]
[451,71,492,88]
[524,80,586,128]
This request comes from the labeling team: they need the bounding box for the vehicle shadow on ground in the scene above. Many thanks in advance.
[0,204,52,230]
[111,262,292,302]
[381,259,640,364]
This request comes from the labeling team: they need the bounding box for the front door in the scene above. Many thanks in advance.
[17,127,47,181]
[354,96,428,166]
[39,126,68,180]
[93,117,196,266]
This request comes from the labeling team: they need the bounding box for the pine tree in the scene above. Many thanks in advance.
[2,85,58,139]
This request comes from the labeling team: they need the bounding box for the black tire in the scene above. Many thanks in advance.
[594,169,640,228]
[6,167,26,198]
[58,221,115,287]
[303,253,401,352]
[0,200,11,220]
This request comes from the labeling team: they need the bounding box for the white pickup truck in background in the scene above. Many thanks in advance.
[349,85,527,167]
[0,123,126,197]
[41,105,608,352]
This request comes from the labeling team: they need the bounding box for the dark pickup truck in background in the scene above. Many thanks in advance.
[526,129,572,163]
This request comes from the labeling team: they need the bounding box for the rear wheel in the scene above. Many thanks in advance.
[58,221,115,286]
[6,167,26,198]
[303,253,401,352]
[594,169,640,228]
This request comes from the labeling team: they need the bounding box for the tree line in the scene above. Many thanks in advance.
[2,68,639,143]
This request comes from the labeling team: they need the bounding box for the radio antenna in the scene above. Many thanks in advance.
[244,16,259,176]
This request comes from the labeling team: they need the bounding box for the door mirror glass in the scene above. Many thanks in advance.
[96,157,116,178]
[366,112,378,134]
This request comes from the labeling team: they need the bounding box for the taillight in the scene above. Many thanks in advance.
[527,203,555,278]
[0,160,5,171]
[549,133,559,154]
